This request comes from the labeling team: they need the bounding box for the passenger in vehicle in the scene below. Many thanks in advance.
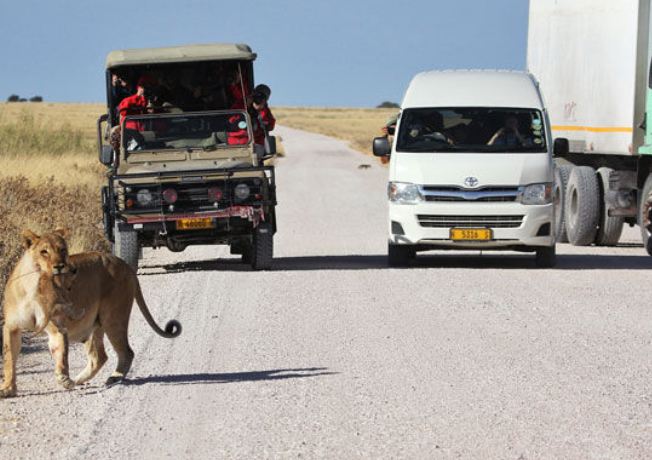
[111,72,132,124]
[406,111,452,144]
[227,69,251,109]
[118,75,157,129]
[487,115,532,147]
[116,75,159,150]
[226,83,276,163]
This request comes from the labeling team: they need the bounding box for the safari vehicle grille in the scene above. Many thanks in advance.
[420,186,520,202]
[120,179,265,213]
[417,214,524,228]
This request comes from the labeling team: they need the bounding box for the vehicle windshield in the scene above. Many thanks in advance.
[396,107,547,153]
[122,111,251,153]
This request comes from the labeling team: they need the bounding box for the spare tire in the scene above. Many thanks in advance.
[595,167,624,246]
[565,166,600,246]
[553,164,573,243]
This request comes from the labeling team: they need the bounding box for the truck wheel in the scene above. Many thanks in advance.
[565,166,600,246]
[251,223,273,270]
[113,223,139,271]
[553,164,573,243]
[595,167,624,246]
[535,245,556,268]
[638,175,652,256]
[388,243,415,267]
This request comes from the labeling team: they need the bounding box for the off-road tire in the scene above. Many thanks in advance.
[241,245,252,264]
[113,223,139,271]
[638,174,652,256]
[251,223,273,270]
[388,243,415,267]
[565,166,600,246]
[535,245,556,268]
[595,167,624,246]
[553,164,573,243]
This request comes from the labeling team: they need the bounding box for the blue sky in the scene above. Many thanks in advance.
[0,0,529,107]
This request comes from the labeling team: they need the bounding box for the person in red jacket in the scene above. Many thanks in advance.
[227,84,276,163]
[118,75,157,131]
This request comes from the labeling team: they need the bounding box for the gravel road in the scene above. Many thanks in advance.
[1,126,652,459]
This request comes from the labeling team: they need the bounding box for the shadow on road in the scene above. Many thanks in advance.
[140,252,652,273]
[121,367,337,387]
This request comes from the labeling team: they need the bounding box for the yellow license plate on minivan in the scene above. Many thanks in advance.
[450,228,492,241]
[176,218,215,230]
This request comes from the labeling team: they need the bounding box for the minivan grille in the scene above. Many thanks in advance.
[417,214,524,228]
[420,186,520,202]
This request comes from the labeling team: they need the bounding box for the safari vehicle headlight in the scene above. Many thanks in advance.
[520,183,553,205]
[234,183,251,200]
[388,182,422,204]
[136,189,154,206]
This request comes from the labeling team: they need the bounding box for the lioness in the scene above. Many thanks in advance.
[1,229,181,398]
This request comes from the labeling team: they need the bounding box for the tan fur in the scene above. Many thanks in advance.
[1,230,181,398]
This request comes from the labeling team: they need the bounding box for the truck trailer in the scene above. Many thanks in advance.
[528,0,652,253]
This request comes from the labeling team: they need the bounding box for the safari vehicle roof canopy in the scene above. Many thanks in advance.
[106,43,256,69]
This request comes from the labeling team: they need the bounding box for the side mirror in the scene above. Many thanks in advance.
[265,135,277,156]
[373,137,391,157]
[553,137,569,156]
[100,145,114,166]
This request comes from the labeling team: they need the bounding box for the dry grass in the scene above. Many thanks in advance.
[274,107,397,156]
[0,103,105,186]
[0,103,108,307]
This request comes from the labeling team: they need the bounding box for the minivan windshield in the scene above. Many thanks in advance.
[396,107,547,153]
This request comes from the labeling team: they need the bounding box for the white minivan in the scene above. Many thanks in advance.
[373,70,557,267]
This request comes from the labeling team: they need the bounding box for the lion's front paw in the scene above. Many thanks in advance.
[0,387,17,398]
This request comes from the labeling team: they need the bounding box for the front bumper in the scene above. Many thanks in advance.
[388,201,554,250]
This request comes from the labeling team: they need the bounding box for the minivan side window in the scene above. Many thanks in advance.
[396,107,547,153]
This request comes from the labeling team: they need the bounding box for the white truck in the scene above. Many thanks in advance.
[528,0,652,253]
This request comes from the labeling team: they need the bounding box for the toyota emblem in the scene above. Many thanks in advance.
[464,176,479,188]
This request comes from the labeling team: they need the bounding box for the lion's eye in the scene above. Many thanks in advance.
[40,249,49,256]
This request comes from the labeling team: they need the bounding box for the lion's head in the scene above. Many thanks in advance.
[21,229,84,335]
[22,229,73,276]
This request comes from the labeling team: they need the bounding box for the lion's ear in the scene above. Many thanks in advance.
[22,230,41,249]
[53,228,69,239]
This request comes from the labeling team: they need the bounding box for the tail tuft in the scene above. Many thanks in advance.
[164,320,182,338]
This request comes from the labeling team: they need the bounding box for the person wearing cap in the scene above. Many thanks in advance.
[227,83,276,162]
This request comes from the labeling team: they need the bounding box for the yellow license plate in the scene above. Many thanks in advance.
[450,228,493,241]
[176,218,215,230]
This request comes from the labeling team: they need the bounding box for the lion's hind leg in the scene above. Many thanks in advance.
[74,327,108,385]
[104,326,134,386]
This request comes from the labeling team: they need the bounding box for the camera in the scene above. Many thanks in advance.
[252,91,267,105]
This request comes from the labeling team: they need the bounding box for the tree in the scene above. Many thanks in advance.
[376,101,400,109]
[29,96,43,102]
[6,94,19,102]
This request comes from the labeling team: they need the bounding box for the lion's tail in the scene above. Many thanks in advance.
[133,278,182,338]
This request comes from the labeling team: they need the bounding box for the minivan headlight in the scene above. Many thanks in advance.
[521,183,553,205]
[388,182,422,204]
